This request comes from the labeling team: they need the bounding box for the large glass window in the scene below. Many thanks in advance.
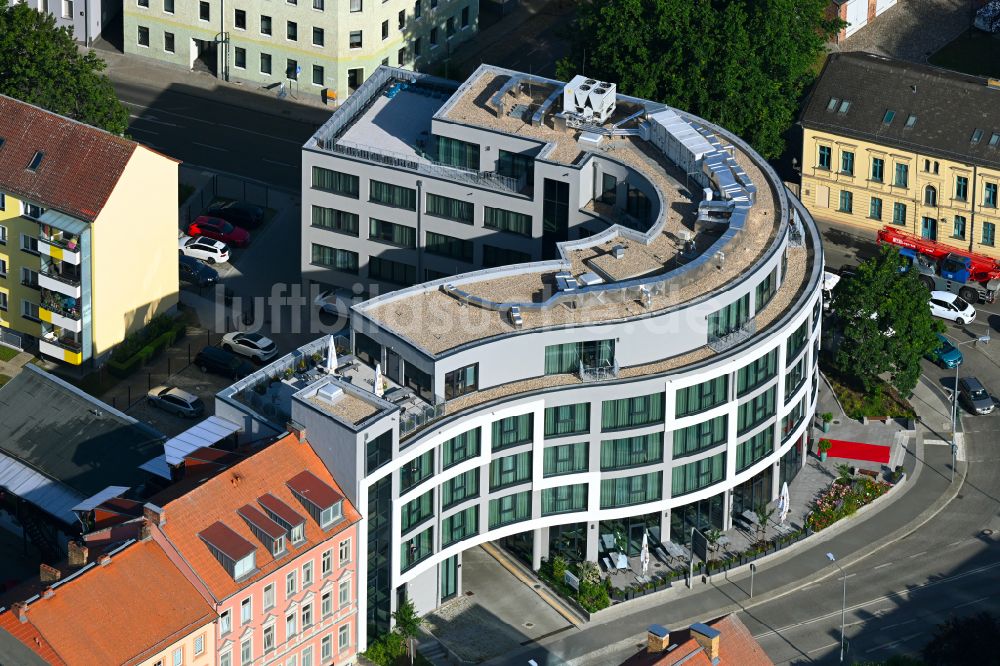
[426,231,473,262]
[489,491,531,529]
[311,206,359,236]
[366,431,393,474]
[355,332,381,368]
[672,416,727,458]
[736,428,773,472]
[782,398,806,441]
[369,218,416,247]
[545,340,614,375]
[871,157,884,182]
[894,163,909,188]
[671,453,725,497]
[708,294,751,339]
[400,450,434,493]
[492,413,533,451]
[601,392,664,431]
[600,433,664,471]
[817,145,831,169]
[441,469,479,509]
[542,442,588,477]
[840,151,854,176]
[400,490,433,533]
[600,472,662,509]
[676,377,728,417]
[784,355,806,402]
[497,150,534,181]
[368,257,415,286]
[484,207,532,236]
[426,194,474,224]
[483,245,531,267]
[737,350,777,396]
[400,526,432,571]
[370,180,416,209]
[755,268,777,311]
[436,136,480,170]
[312,167,358,197]
[444,363,477,400]
[956,175,969,201]
[311,244,358,274]
[893,202,907,226]
[544,403,590,438]
[442,506,478,546]
[441,428,480,469]
[787,321,809,360]
[737,387,776,434]
[541,484,588,516]
[986,183,998,208]
[490,452,532,491]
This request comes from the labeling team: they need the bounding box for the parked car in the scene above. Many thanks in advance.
[146,385,205,418]
[193,346,255,379]
[959,376,995,415]
[179,235,230,264]
[925,334,964,369]
[179,255,219,287]
[187,216,250,248]
[205,201,265,229]
[929,291,976,325]
[221,331,278,363]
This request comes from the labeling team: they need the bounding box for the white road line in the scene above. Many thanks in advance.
[262,158,295,167]
[948,539,966,547]
[192,141,229,152]
[806,641,840,654]
[881,619,917,631]
[874,562,893,570]
[130,127,159,135]
[122,100,305,144]
[866,631,923,653]
[952,596,989,609]
[908,551,927,559]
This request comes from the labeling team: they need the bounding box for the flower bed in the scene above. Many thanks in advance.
[538,557,611,613]
[806,476,893,532]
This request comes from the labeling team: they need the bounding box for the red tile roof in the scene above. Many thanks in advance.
[200,521,258,561]
[0,611,65,665]
[159,433,360,601]
[622,614,774,666]
[287,470,344,509]
[0,95,141,222]
[0,539,214,666]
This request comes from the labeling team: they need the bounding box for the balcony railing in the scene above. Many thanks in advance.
[39,266,81,287]
[708,317,757,353]
[41,301,82,321]
[399,396,446,438]
[579,358,620,382]
[39,234,81,253]
[44,335,82,353]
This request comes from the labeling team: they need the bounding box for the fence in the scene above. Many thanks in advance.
[0,328,23,351]
[179,172,280,225]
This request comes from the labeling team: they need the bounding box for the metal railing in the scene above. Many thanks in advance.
[44,335,82,352]
[39,266,81,287]
[579,358,620,382]
[40,301,82,321]
[39,234,81,253]
[707,318,757,353]
[399,396,446,438]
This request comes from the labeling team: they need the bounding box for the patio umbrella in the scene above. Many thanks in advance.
[373,363,384,397]
[326,335,338,374]
[640,532,650,577]
[779,481,790,524]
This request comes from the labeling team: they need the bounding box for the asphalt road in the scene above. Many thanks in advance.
[113,80,322,190]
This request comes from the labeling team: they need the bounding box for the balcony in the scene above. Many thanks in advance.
[38,231,82,266]
[39,335,83,365]
[39,291,82,332]
[38,266,82,298]
[707,318,757,353]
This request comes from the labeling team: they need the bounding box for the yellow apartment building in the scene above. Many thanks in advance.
[0,95,179,366]
[800,52,1000,259]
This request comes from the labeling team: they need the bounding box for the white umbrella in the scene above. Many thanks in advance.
[373,363,384,397]
[640,532,650,577]
[326,335,338,374]
[779,481,790,525]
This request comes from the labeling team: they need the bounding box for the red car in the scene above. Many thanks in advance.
[186,216,250,248]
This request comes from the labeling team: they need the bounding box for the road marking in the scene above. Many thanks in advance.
[806,641,840,654]
[908,551,927,559]
[130,127,159,135]
[262,158,295,167]
[130,113,179,127]
[866,631,923,653]
[122,100,305,144]
[799,584,818,592]
[874,562,893,570]
[192,141,229,152]
[881,619,916,630]
[952,596,989,609]
[948,540,966,547]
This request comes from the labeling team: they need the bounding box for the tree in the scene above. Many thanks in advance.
[555,0,841,159]
[753,504,775,545]
[392,594,422,641]
[831,246,944,396]
[922,612,1000,665]
[0,0,128,134]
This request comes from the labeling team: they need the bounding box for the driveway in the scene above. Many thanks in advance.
[838,0,973,63]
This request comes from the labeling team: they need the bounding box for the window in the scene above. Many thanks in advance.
[444,363,477,400]
[991,133,1000,148]
[401,490,434,532]
[366,430,392,473]
[424,231,472,262]
[263,624,275,652]
[972,128,984,145]
[755,268,776,310]
[339,624,351,651]
[893,202,907,226]
[322,636,333,661]
[483,244,530,267]
[163,0,173,12]
[435,136,481,170]
[369,218,416,247]
[600,433,663,470]
[21,300,39,321]
[199,0,209,20]
[870,157,884,182]
[313,26,324,46]
[400,450,434,492]
[542,441,588,477]
[234,8,245,28]
[398,8,405,28]
[137,25,149,46]
[260,52,272,74]
[430,27,438,45]
[545,340,614,375]
[673,415,727,458]
[321,550,332,576]
[785,355,806,401]
[485,207,532,236]
[302,561,313,587]
[264,583,275,609]
[925,185,937,207]
[194,635,205,656]
[883,109,895,124]
[164,31,175,52]
[488,491,531,528]
[869,196,882,220]
[370,180,416,209]
[311,206,359,235]
[983,222,996,247]
[441,469,478,508]
[414,37,422,57]
[351,0,361,11]
[415,0,421,17]
[441,428,480,468]
[220,651,232,666]
[302,604,313,629]
[302,647,313,666]
[314,0,324,8]
[172,648,182,666]
[286,611,297,638]
[600,472,662,508]
[817,146,831,170]
[0,293,6,312]
[461,5,469,26]
[339,578,351,606]
[442,505,478,545]
[20,267,38,287]
[541,484,587,516]
[544,403,590,438]
[240,639,252,666]
[490,451,532,490]
[240,597,252,625]
[838,190,853,213]
[311,244,359,274]
[312,167,358,197]
[286,58,298,79]
[492,413,533,450]
[234,46,246,68]
[736,428,773,472]
[287,20,297,40]
[401,527,433,570]
[840,151,854,176]
[601,392,664,430]
[707,293,750,339]
[676,376,727,417]
[426,193,474,223]
[737,387,776,434]
[787,320,808,359]
[220,610,232,635]
[322,591,333,617]
[261,15,272,34]
[446,15,455,36]
[62,0,73,17]
[671,453,725,497]
[382,19,389,39]
[956,176,969,201]
[985,183,998,208]
[347,67,363,92]
[286,570,297,597]
[894,163,909,188]
[954,215,967,240]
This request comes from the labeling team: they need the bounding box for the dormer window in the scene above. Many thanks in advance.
[200,521,258,581]
[287,471,344,530]
[271,534,286,556]
[291,522,305,543]
[238,504,288,558]
[258,493,307,545]
[320,503,342,529]
[27,151,44,171]
[234,551,256,579]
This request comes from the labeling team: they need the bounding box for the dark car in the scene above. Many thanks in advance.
[193,346,255,379]
[959,377,995,415]
[205,201,265,229]
[179,255,219,287]
[187,216,250,248]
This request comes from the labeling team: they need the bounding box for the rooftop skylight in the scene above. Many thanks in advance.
[972,129,984,145]
[905,115,917,128]
[27,151,44,171]
[883,110,895,125]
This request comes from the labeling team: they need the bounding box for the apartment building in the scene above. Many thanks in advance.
[234,64,824,648]
[21,0,120,46]
[123,0,477,104]
[0,95,179,366]
[148,432,361,666]
[829,0,897,41]
[800,52,1000,258]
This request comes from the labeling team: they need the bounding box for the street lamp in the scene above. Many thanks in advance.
[826,552,847,663]
[949,334,990,483]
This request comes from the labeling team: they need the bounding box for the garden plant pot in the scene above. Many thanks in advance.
[820,451,828,461]
[821,422,831,433]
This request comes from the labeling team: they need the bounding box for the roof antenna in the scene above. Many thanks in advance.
[911,84,917,93]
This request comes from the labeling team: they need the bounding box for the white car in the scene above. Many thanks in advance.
[929,291,977,325]
[221,332,278,363]
[179,235,230,264]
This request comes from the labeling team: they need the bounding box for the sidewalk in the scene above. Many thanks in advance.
[0,349,34,383]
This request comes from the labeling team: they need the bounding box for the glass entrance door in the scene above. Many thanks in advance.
[440,555,457,602]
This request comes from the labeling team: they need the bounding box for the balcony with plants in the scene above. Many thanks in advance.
[38,225,81,264]
[39,289,82,331]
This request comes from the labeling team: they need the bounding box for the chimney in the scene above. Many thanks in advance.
[41,587,54,600]
[647,624,670,653]
[68,540,89,568]
[287,421,307,442]
[690,623,721,661]
[143,502,166,526]
[138,518,152,541]
[12,602,28,623]
[97,554,111,567]
[39,564,61,584]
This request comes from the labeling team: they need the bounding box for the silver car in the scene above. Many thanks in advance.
[959,377,995,415]
[147,386,205,418]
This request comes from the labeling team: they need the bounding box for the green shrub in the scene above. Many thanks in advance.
[551,555,567,584]
[362,632,407,666]
[108,353,144,378]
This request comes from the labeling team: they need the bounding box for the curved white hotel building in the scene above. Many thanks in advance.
[221,64,824,648]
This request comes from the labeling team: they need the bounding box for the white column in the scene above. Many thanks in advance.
[531,527,543,570]
[585,521,599,562]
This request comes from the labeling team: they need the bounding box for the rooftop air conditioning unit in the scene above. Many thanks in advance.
[612,244,626,260]
[677,230,693,242]
[562,75,617,124]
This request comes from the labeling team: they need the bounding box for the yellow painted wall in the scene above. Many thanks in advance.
[90,147,180,356]
[0,193,42,340]
[135,623,216,666]
[801,127,1000,259]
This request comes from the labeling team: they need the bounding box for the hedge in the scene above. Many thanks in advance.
[107,319,187,378]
